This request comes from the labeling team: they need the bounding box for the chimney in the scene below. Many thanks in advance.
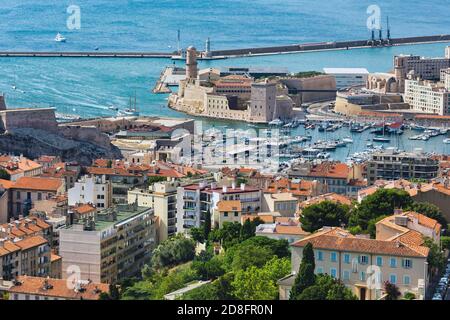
[222,186,227,193]
[232,182,236,190]
[240,183,245,191]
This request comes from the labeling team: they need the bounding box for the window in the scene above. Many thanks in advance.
[37,192,42,201]
[403,275,411,285]
[317,251,323,261]
[390,258,397,268]
[360,271,366,281]
[376,256,383,267]
[343,254,350,264]
[330,252,337,262]
[343,270,350,281]
[223,212,228,217]
[330,268,337,278]
[390,274,397,284]
[316,267,324,274]
[234,212,239,217]
[402,259,412,269]
[359,255,369,265]
[16,191,21,199]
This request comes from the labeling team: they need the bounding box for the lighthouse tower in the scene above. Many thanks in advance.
[186,46,198,80]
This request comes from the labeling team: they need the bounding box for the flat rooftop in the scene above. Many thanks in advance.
[323,68,369,74]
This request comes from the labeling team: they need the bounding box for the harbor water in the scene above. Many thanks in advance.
[0,0,450,161]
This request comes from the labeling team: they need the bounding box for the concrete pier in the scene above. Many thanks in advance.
[0,34,449,59]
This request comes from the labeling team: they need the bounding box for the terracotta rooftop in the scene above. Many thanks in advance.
[299,193,352,208]
[12,177,63,192]
[307,162,350,179]
[217,200,242,212]
[0,178,14,189]
[72,204,97,215]
[14,236,48,251]
[292,227,429,258]
[8,276,109,300]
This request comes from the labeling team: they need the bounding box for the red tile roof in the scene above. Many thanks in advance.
[9,276,109,300]
[12,177,63,192]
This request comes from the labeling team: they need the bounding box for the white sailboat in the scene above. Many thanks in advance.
[55,33,66,42]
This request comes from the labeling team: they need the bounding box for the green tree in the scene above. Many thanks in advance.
[209,222,242,249]
[423,237,446,274]
[403,292,416,300]
[151,234,196,270]
[350,188,413,230]
[290,242,315,299]
[106,160,113,168]
[240,219,254,241]
[441,236,450,250]
[384,281,401,300]
[231,257,291,300]
[230,245,275,272]
[300,201,350,232]
[297,274,357,300]
[190,227,205,243]
[0,168,10,180]
[203,209,212,241]
[192,251,225,281]
[181,282,220,300]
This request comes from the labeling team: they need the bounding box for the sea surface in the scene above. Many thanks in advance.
[0,0,449,160]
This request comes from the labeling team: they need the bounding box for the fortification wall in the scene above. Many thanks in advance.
[59,125,112,150]
[0,108,58,133]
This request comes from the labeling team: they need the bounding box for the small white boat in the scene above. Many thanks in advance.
[342,137,353,143]
[117,108,139,117]
[269,118,283,126]
[108,105,119,111]
[444,138,450,144]
[55,33,66,42]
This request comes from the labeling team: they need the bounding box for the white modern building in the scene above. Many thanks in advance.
[323,68,369,89]
[404,78,450,115]
[68,175,112,209]
[176,182,262,234]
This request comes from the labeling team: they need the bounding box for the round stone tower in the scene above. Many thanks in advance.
[186,46,198,79]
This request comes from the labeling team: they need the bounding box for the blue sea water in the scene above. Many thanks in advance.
[0,1,449,159]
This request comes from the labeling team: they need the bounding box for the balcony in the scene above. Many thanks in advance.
[183,214,196,220]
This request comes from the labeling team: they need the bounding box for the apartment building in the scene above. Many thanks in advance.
[366,148,439,184]
[213,200,242,228]
[86,166,146,204]
[262,192,298,217]
[279,227,429,300]
[404,78,450,115]
[9,177,65,219]
[127,181,178,242]
[6,276,109,300]
[394,48,450,92]
[177,182,262,234]
[288,162,366,197]
[68,175,112,210]
[59,203,157,284]
[0,235,51,280]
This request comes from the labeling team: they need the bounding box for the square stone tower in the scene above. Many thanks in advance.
[249,82,277,123]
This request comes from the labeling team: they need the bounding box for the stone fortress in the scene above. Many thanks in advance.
[0,95,121,164]
[168,46,336,123]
